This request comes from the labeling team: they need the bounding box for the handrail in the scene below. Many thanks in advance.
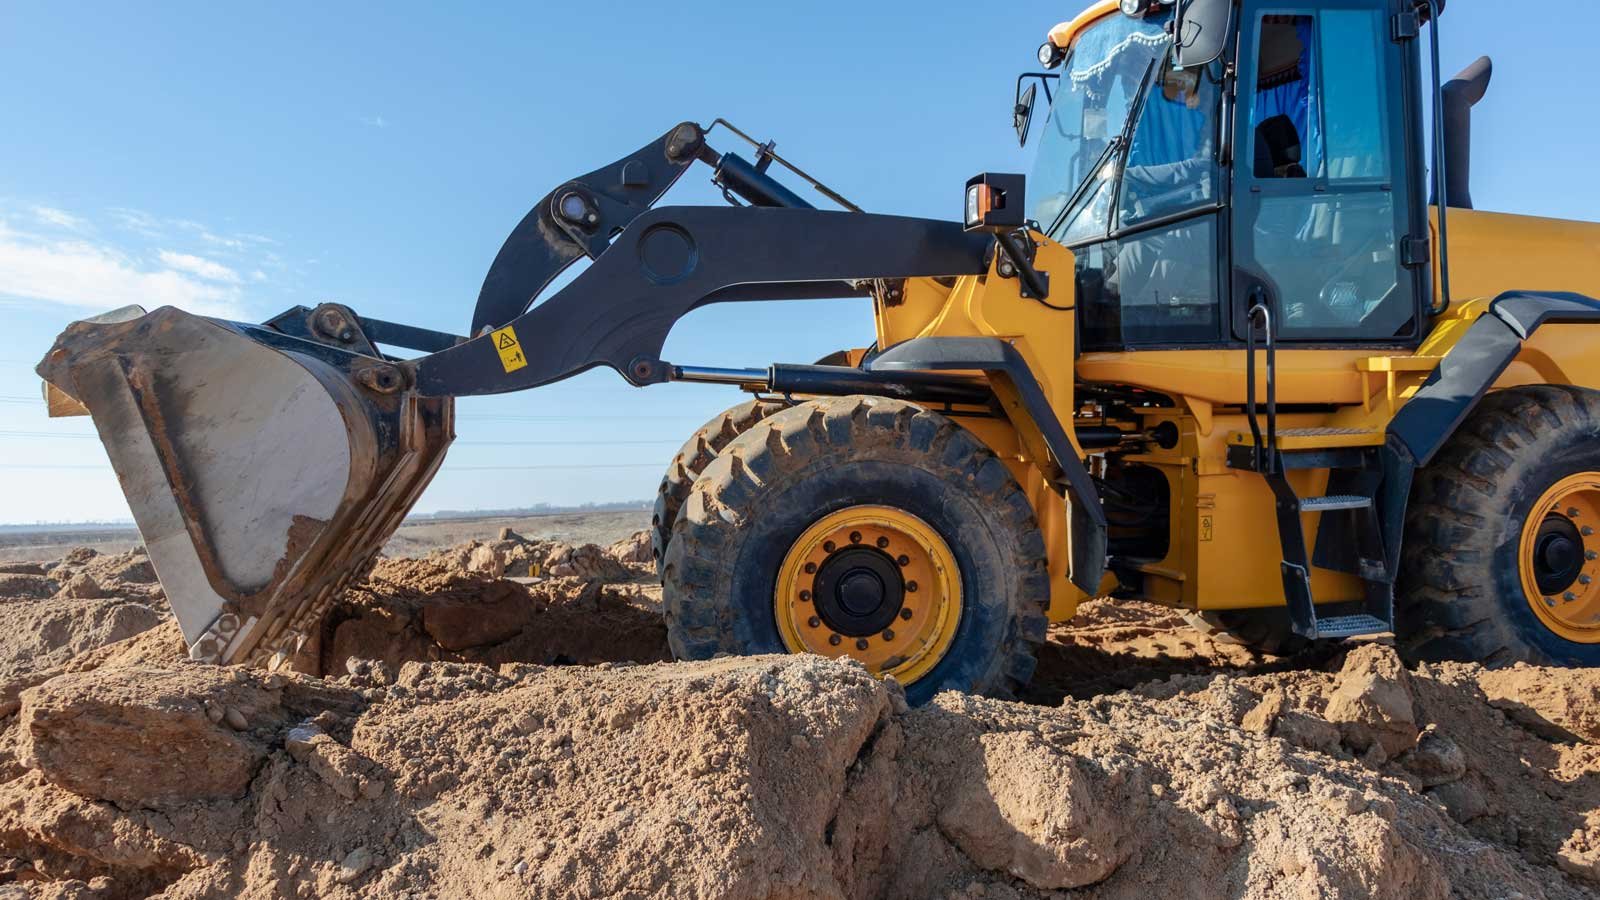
[1245,301,1278,474]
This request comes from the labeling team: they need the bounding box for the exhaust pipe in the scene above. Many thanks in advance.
[1435,56,1493,210]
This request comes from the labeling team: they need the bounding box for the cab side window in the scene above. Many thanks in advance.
[1120,61,1221,227]
[1236,6,1414,342]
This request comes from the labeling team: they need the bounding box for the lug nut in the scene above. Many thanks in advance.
[804,562,817,574]
[896,554,911,567]
[1583,576,1594,586]
[828,634,842,646]
[876,537,890,549]
[850,531,862,544]
[1589,551,1599,561]
[799,590,812,602]
[824,541,836,553]
[855,639,869,651]
[1566,592,1580,602]
[899,608,913,620]
[882,629,896,641]
[1571,508,1583,518]
[1546,597,1558,607]
[808,616,821,628]
[1586,527,1596,537]
[906,581,919,593]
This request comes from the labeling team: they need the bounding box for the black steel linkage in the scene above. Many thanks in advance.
[411,206,992,398]
[470,122,712,336]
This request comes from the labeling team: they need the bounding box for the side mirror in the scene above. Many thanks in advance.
[1014,81,1038,147]
[1173,0,1233,70]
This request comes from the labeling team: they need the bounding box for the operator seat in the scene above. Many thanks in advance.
[1254,115,1306,179]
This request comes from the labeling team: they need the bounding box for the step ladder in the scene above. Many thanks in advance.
[1226,304,1395,641]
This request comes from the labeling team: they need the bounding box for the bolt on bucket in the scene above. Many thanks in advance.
[37,306,453,668]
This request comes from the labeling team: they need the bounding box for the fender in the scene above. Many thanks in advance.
[1388,291,1600,468]
[868,336,1109,596]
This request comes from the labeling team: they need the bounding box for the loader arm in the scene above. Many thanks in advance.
[417,206,993,396]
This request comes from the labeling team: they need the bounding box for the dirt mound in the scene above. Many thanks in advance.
[0,542,1595,898]
[0,647,1594,898]
[307,549,668,678]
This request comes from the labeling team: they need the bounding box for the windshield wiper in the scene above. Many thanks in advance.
[1044,134,1126,238]
[1042,56,1162,240]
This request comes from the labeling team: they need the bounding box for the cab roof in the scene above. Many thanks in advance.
[1047,0,1124,49]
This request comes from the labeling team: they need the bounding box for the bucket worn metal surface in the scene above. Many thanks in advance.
[37,306,453,667]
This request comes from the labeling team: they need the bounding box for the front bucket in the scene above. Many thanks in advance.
[37,306,453,668]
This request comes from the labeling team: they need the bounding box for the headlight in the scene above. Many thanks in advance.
[965,185,985,228]
[1037,42,1063,69]
[1120,0,1151,15]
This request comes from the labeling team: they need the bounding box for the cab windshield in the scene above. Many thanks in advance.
[1031,11,1173,236]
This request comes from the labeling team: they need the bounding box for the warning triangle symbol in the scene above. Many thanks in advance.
[497,333,518,350]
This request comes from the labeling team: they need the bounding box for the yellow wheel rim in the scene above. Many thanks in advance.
[1519,472,1600,643]
[774,505,962,685]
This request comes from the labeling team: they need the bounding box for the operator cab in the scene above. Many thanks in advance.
[1023,0,1431,352]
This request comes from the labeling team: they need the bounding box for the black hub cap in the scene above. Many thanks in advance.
[1534,515,1586,596]
[812,547,905,637]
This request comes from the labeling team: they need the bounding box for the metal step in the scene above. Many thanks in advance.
[1227,427,1385,451]
[1301,494,1373,512]
[1315,614,1392,638]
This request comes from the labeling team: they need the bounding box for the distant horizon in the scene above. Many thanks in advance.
[0,498,651,531]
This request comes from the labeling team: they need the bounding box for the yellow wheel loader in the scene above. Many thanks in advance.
[37,0,1600,703]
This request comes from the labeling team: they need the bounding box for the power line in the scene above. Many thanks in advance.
[0,462,663,472]
[0,430,679,447]
[0,397,711,423]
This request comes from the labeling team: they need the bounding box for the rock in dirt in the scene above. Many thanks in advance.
[1325,643,1418,758]
[1400,726,1467,787]
[935,729,1146,889]
[52,574,105,601]
[542,542,633,582]
[18,665,361,809]
[1559,811,1600,882]
[607,530,653,565]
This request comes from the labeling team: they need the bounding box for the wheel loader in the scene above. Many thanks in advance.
[36,0,1600,703]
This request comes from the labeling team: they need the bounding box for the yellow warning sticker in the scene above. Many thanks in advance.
[491,325,528,373]
[1200,515,1215,542]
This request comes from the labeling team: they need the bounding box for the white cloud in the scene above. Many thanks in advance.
[157,250,241,284]
[32,206,85,230]
[360,115,387,128]
[198,230,245,250]
[0,222,245,319]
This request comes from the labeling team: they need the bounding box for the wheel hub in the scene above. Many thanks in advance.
[1520,474,1600,642]
[773,505,962,684]
[814,548,904,636]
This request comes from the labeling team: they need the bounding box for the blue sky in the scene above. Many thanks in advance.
[1,2,1595,523]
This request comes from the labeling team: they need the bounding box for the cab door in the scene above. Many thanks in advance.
[1231,0,1428,345]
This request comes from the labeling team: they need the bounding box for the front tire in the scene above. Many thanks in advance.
[650,399,784,578]
[661,396,1050,704]
[1400,386,1600,666]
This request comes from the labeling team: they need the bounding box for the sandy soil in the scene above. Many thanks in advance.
[0,532,1597,898]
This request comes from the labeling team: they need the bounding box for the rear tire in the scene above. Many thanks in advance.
[661,396,1050,705]
[650,399,784,578]
[1399,385,1600,667]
